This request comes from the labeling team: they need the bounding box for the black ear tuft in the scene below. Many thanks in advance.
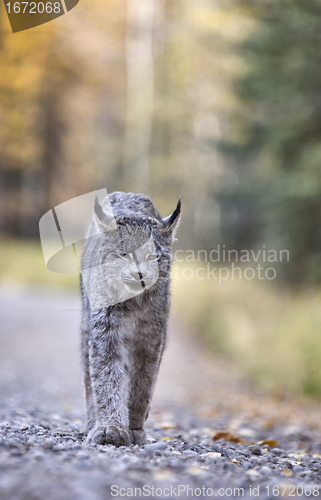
[168,197,181,226]
[161,197,181,236]
[94,193,116,231]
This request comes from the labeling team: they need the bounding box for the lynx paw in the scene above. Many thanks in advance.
[86,425,131,447]
[130,429,146,446]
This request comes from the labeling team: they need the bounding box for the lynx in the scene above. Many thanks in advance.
[80,191,181,446]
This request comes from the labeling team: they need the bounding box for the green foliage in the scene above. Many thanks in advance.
[219,0,321,285]
[0,240,78,288]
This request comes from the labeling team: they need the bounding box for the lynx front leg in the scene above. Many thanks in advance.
[81,327,96,433]
[128,334,166,446]
[80,285,96,433]
[86,310,131,447]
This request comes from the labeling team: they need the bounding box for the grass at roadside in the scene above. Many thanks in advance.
[0,239,78,288]
[171,262,321,398]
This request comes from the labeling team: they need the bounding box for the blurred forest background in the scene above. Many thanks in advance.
[1,0,321,398]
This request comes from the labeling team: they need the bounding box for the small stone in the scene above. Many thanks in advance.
[182,450,198,458]
[260,466,272,475]
[248,444,262,456]
[42,438,55,450]
[77,451,90,459]
[10,427,20,433]
[144,441,167,454]
[271,448,284,456]
[33,451,45,461]
[310,463,321,472]
[242,461,253,470]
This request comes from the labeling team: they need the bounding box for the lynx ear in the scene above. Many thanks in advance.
[94,194,116,231]
[161,197,181,237]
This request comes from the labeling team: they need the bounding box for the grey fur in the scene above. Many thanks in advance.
[80,192,181,446]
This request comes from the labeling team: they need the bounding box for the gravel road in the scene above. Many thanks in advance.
[1,283,321,499]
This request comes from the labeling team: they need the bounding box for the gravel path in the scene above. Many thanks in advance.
[1,284,321,499]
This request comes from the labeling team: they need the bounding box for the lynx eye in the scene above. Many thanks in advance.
[146,254,158,262]
[108,252,129,260]
[119,253,131,261]
[108,252,117,257]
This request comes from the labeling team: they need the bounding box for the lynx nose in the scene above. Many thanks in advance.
[130,271,141,282]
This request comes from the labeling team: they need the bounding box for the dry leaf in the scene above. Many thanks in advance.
[187,466,204,476]
[153,471,176,482]
[230,458,242,465]
[262,419,275,430]
[213,431,246,443]
[289,453,302,461]
[201,452,221,459]
[160,423,177,430]
[247,470,261,478]
[202,408,218,418]
[259,439,278,448]
[281,468,292,477]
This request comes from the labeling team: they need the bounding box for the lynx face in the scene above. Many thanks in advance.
[80,209,174,310]
[109,231,159,294]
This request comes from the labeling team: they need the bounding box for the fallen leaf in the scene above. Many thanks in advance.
[282,468,292,477]
[201,452,221,459]
[202,408,218,418]
[262,419,275,430]
[213,431,246,443]
[238,428,256,438]
[202,427,216,435]
[153,471,176,482]
[247,470,261,478]
[187,466,204,476]
[160,423,177,430]
[259,439,278,448]
[281,458,298,466]
[230,458,242,465]
[288,453,302,461]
